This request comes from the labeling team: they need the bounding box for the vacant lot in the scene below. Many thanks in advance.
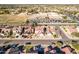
[0,13,28,25]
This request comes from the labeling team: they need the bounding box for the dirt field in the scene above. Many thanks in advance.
[0,13,28,25]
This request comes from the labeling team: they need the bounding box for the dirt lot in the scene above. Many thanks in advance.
[0,13,28,25]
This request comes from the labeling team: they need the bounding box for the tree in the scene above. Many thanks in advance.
[31,21,38,34]
[43,27,47,34]
[9,29,13,37]
[53,34,58,38]
[20,27,25,35]
[4,10,10,14]
[31,21,38,27]
[26,19,30,25]
[62,16,67,19]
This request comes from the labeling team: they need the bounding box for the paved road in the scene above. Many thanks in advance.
[0,40,55,45]
[0,39,73,45]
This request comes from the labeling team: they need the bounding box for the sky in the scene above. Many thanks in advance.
[0,0,79,4]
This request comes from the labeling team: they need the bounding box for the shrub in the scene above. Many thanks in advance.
[71,32,79,37]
